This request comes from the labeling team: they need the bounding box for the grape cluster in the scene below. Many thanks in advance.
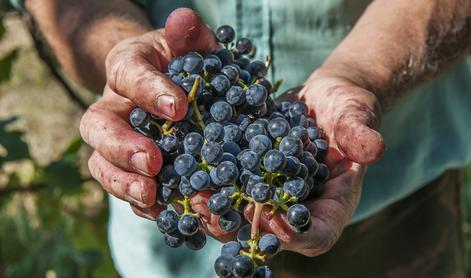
[128,25,330,277]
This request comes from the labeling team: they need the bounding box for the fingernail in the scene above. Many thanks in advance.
[130,152,150,175]
[127,181,144,204]
[156,94,176,118]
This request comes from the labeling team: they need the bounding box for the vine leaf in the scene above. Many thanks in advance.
[0,48,19,83]
[0,117,31,164]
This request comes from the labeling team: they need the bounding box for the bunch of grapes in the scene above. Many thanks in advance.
[128,25,330,278]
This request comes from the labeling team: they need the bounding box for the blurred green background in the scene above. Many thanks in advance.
[1,4,471,278]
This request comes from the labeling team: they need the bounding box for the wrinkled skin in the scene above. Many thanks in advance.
[80,8,385,256]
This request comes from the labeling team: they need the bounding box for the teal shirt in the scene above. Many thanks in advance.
[108,1,471,277]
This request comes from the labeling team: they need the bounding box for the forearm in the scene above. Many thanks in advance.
[26,0,152,92]
[316,0,471,107]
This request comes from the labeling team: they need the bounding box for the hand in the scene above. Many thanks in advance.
[244,71,385,257]
[80,8,220,220]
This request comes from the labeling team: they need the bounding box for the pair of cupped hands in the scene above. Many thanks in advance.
[80,8,384,257]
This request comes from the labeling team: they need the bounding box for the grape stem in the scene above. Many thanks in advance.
[251,202,264,239]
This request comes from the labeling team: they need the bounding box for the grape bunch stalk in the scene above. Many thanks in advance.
[128,25,330,278]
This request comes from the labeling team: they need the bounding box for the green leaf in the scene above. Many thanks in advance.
[43,159,83,193]
[0,117,31,164]
[0,16,5,41]
[0,48,19,83]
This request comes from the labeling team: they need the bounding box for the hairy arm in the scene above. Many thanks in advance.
[316,0,471,107]
[25,0,152,92]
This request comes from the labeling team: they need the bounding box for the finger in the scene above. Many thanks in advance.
[131,203,165,220]
[165,8,220,56]
[88,151,157,208]
[334,96,384,164]
[105,33,188,121]
[80,92,162,176]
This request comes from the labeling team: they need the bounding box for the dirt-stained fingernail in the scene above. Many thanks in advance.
[156,94,176,118]
[130,152,150,175]
[127,181,144,205]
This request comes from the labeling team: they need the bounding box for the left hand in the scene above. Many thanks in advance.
[244,70,385,257]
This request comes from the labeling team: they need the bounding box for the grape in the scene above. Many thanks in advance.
[301,152,319,177]
[236,38,253,55]
[246,84,268,106]
[244,123,267,142]
[297,163,309,180]
[204,122,225,142]
[183,52,204,74]
[237,150,260,171]
[246,60,267,78]
[249,134,273,156]
[289,126,309,143]
[203,54,222,73]
[221,152,237,164]
[279,135,304,158]
[287,204,311,229]
[183,132,204,155]
[222,142,241,156]
[210,101,233,122]
[283,178,308,198]
[164,230,185,248]
[178,214,199,236]
[158,165,180,189]
[220,186,237,197]
[219,209,242,232]
[190,170,211,191]
[214,48,234,65]
[223,124,242,143]
[281,156,302,176]
[185,230,206,250]
[226,86,245,106]
[236,57,251,69]
[201,142,224,164]
[314,163,330,183]
[221,241,242,257]
[307,127,322,141]
[252,183,272,203]
[231,255,254,277]
[179,176,195,197]
[253,266,274,278]
[161,134,180,152]
[236,224,251,249]
[221,65,240,84]
[314,138,329,161]
[157,210,179,233]
[263,150,286,173]
[215,25,235,44]
[156,185,175,205]
[174,154,197,177]
[208,193,231,215]
[258,234,280,257]
[168,56,184,74]
[129,108,148,128]
[214,256,233,278]
[216,161,239,184]
[267,117,290,138]
[239,69,251,84]
[211,75,231,95]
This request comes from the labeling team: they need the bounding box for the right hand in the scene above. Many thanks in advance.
[80,8,219,221]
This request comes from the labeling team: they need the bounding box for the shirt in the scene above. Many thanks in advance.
[107,0,471,277]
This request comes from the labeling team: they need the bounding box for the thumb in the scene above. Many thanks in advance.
[334,105,385,164]
[164,8,219,56]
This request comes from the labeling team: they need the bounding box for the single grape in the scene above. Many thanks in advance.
[246,60,267,78]
[179,176,195,197]
[237,150,260,171]
[226,86,245,106]
[219,210,242,232]
[164,230,185,248]
[304,140,318,158]
[289,101,308,117]
[239,69,252,84]
[190,170,211,191]
[236,224,251,249]
[216,161,239,184]
[208,193,232,215]
[204,122,225,142]
[314,163,330,183]
[221,241,242,257]
[263,149,286,172]
[314,139,329,161]
[290,114,308,128]
[307,127,322,141]
[156,185,175,205]
[283,178,308,198]
[158,165,180,189]
[221,152,238,164]
[279,135,304,158]
[258,233,280,257]
[252,183,272,203]
[244,123,267,142]
[210,167,226,188]
[183,52,204,74]
[223,124,243,143]
[156,210,179,233]
[174,154,198,177]
[301,152,319,177]
[236,38,253,55]
[267,117,290,139]
[183,132,204,155]
[168,56,184,74]
[215,25,235,44]
[210,101,233,122]
[201,142,224,164]
[253,266,274,278]
[161,134,180,152]
[249,134,273,156]
[287,204,311,228]
[178,214,199,236]
[281,156,302,176]
[297,163,309,180]
[214,48,235,65]
[211,75,231,95]
[222,142,241,157]
[231,255,254,277]
[185,230,207,250]
[221,65,240,84]
[129,108,148,128]
[203,54,222,73]
[236,57,251,69]
[289,126,309,143]
[220,185,237,197]
[246,84,268,106]
[214,255,233,278]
